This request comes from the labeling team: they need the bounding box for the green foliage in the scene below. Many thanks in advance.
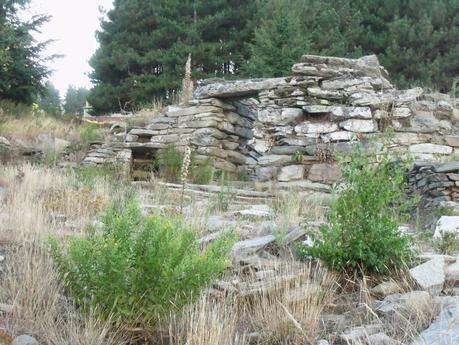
[292,149,306,163]
[0,100,34,118]
[157,145,183,182]
[0,0,54,104]
[78,123,102,145]
[433,231,459,255]
[75,163,123,186]
[354,0,459,91]
[88,0,256,114]
[191,157,214,185]
[244,0,310,77]
[298,137,415,274]
[63,86,89,115]
[209,176,234,212]
[49,201,233,325]
[36,81,61,116]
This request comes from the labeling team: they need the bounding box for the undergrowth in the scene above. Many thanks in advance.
[49,200,234,326]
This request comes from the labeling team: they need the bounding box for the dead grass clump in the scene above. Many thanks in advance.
[242,262,337,345]
[2,243,119,345]
[42,187,108,219]
[168,296,247,345]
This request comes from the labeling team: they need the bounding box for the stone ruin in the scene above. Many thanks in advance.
[83,54,459,197]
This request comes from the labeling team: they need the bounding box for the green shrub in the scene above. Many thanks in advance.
[209,176,234,212]
[78,123,102,144]
[191,157,214,184]
[298,137,414,274]
[157,145,183,182]
[49,201,233,326]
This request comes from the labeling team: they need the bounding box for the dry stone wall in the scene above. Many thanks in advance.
[408,162,459,210]
[86,54,459,192]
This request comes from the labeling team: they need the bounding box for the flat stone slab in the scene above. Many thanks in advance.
[233,204,274,219]
[409,257,446,295]
[434,162,459,173]
[193,78,287,99]
[232,235,276,257]
[411,302,459,345]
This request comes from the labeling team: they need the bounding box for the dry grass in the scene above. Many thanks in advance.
[0,162,119,344]
[243,262,337,345]
[0,160,437,345]
[0,114,80,144]
[168,297,247,345]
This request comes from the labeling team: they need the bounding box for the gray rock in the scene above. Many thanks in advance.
[411,302,459,345]
[393,107,412,118]
[434,162,459,173]
[409,144,453,155]
[409,257,446,295]
[194,78,287,99]
[445,136,459,148]
[255,166,277,181]
[295,122,338,135]
[340,324,383,344]
[308,163,341,184]
[434,216,459,239]
[258,154,293,166]
[330,106,372,119]
[316,340,330,345]
[339,119,378,132]
[303,105,332,114]
[232,235,276,257]
[277,165,304,182]
[233,205,274,219]
[376,291,431,315]
[12,335,39,345]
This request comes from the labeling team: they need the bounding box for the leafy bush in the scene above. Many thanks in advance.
[157,145,183,182]
[298,137,414,274]
[49,201,233,326]
[191,157,214,184]
[78,123,102,144]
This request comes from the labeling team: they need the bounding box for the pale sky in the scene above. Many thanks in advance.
[24,0,114,96]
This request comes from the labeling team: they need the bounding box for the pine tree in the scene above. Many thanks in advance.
[244,0,363,78]
[36,81,61,116]
[0,0,53,104]
[354,0,459,91]
[88,0,256,114]
[63,86,89,115]
[243,0,311,77]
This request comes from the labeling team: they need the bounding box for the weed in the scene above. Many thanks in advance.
[298,136,415,274]
[157,145,183,182]
[433,231,459,255]
[49,200,234,326]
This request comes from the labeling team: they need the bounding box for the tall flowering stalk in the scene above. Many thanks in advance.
[180,145,192,214]
[181,54,193,106]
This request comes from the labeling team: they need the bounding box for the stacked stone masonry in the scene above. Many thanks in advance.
[85,54,459,191]
[408,162,459,209]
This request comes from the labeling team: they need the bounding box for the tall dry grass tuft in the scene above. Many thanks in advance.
[243,261,337,345]
[0,163,111,242]
[0,162,120,344]
[168,296,247,345]
[2,244,119,345]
